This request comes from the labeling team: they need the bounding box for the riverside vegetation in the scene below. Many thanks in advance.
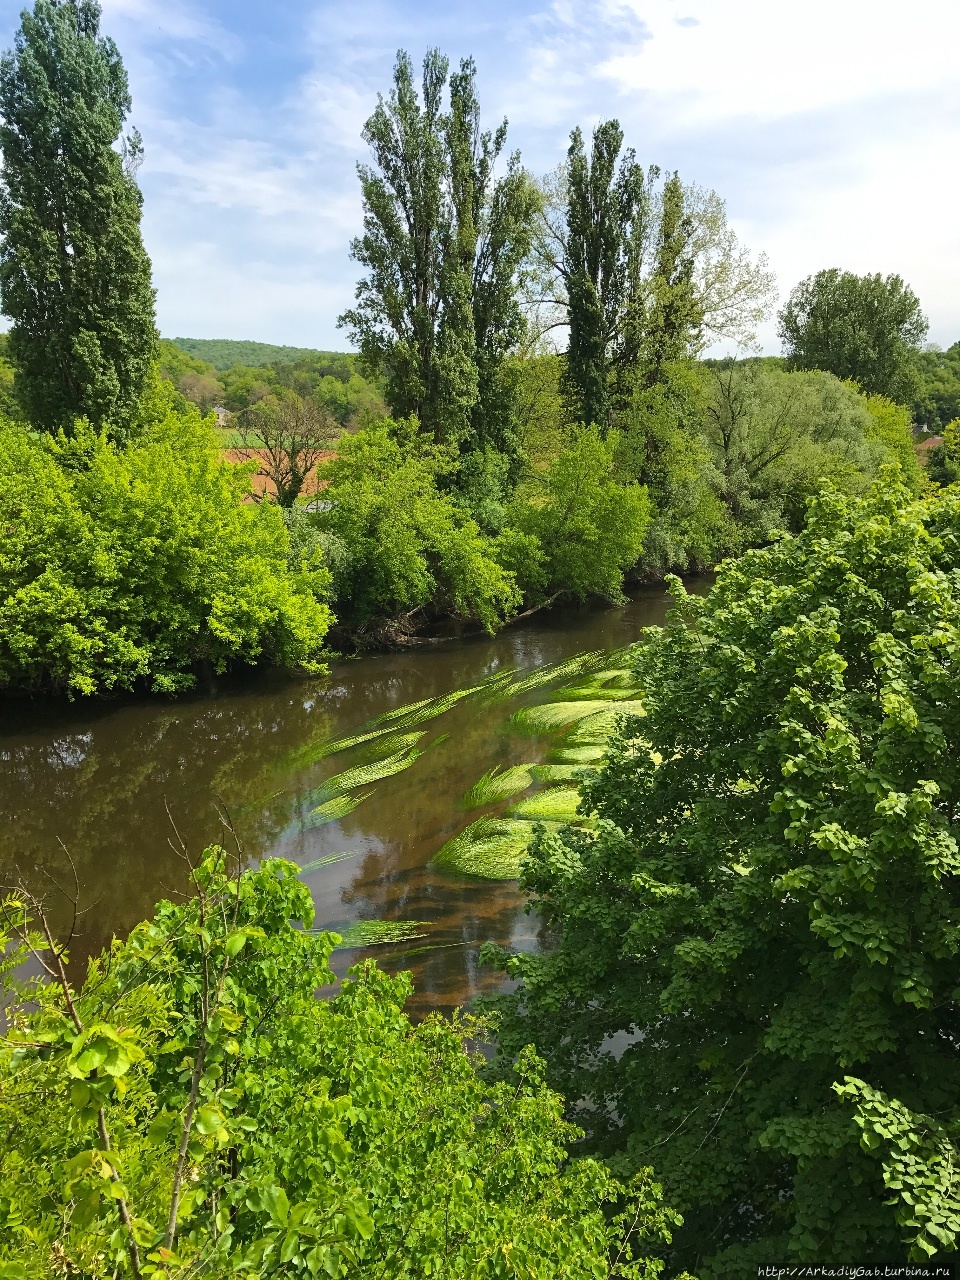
[3,1,960,1275]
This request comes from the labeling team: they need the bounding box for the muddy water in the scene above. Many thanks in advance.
[0,584,700,1017]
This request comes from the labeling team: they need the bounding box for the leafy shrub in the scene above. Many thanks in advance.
[0,850,687,1277]
[0,385,332,695]
[508,426,651,601]
[315,419,519,632]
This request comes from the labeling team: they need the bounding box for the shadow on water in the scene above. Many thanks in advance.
[0,580,708,1017]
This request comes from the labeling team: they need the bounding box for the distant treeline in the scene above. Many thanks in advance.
[158,338,387,427]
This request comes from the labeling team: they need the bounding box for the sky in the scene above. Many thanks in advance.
[0,0,957,353]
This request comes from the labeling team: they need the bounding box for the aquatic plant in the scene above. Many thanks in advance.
[431,817,543,880]
[547,744,607,764]
[509,700,614,734]
[529,763,596,783]
[459,764,535,809]
[334,919,430,947]
[553,667,640,701]
[298,851,358,873]
[304,792,371,828]
[508,787,582,822]
[308,748,423,805]
[485,651,609,702]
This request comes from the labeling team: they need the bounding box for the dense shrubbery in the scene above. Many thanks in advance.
[0,382,332,695]
[0,850,688,1277]
[487,478,960,1271]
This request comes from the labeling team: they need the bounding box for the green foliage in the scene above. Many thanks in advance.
[778,268,928,405]
[926,418,960,487]
[618,361,733,573]
[171,338,342,371]
[700,363,913,537]
[315,418,520,633]
[0,850,685,1277]
[487,477,960,1270]
[509,426,651,602]
[339,49,539,460]
[913,342,960,432]
[862,393,924,490]
[0,381,332,695]
[561,123,701,428]
[0,0,156,437]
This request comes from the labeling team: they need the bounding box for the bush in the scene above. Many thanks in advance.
[0,850,687,1277]
[488,476,960,1271]
[0,386,332,695]
[315,419,520,633]
[508,426,651,601]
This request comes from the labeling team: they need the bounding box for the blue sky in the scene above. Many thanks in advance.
[1,0,958,352]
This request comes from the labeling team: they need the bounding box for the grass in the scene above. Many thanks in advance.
[459,765,535,809]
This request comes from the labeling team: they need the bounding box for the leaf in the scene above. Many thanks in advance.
[263,1185,289,1226]
[194,1107,223,1135]
[225,931,248,958]
[147,1113,177,1145]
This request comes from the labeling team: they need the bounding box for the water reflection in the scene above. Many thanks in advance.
[0,584,701,1016]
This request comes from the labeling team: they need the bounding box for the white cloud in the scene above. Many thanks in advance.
[599,0,960,124]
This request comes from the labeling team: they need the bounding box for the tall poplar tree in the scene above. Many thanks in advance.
[549,120,702,431]
[0,0,156,437]
[340,50,537,459]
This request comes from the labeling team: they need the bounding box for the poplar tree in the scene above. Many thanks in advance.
[562,120,702,431]
[0,0,156,437]
[340,50,537,459]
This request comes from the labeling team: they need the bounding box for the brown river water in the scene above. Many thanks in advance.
[0,583,700,1018]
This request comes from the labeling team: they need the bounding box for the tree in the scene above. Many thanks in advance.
[778,269,928,405]
[0,379,331,695]
[237,390,337,507]
[339,50,538,461]
[529,133,774,428]
[486,478,960,1270]
[506,426,651,602]
[0,0,156,437]
[913,342,960,432]
[314,418,520,639]
[925,416,960,487]
[0,848,689,1277]
[700,363,919,535]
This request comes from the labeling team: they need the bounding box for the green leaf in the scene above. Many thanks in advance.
[225,930,247,958]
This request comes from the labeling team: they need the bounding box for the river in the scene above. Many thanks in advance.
[0,583,698,1017]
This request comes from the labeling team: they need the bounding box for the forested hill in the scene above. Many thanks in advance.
[170,337,348,370]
